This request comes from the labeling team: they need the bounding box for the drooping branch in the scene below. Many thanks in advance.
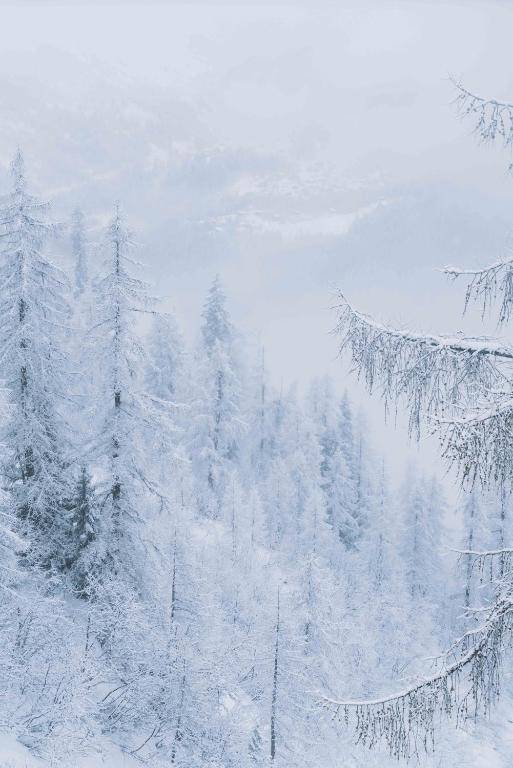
[453,546,513,559]
[321,587,513,759]
[334,294,513,438]
[443,80,513,322]
[326,77,513,761]
[452,546,513,586]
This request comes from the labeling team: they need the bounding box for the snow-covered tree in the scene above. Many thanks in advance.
[459,490,487,609]
[324,82,513,758]
[0,141,492,767]
[245,344,271,473]
[89,205,166,582]
[65,206,99,592]
[189,276,243,518]
[0,150,75,572]
[67,466,98,595]
[71,207,88,299]
[308,380,360,550]
[399,469,443,606]
[202,274,233,355]
[145,311,186,403]
[270,588,280,762]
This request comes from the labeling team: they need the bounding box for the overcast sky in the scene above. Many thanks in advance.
[2,0,513,477]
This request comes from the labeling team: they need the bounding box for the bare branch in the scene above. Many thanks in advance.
[443,255,513,325]
[452,79,513,149]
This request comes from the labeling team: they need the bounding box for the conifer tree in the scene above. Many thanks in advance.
[90,205,165,579]
[308,379,360,549]
[190,276,243,518]
[68,466,98,595]
[0,150,74,571]
[399,469,442,604]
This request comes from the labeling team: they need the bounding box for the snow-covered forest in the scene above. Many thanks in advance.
[0,145,511,767]
[4,3,513,767]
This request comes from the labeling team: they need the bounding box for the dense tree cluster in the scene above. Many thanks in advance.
[0,152,480,766]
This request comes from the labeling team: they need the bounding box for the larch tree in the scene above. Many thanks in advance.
[323,82,513,758]
[89,205,166,583]
[0,150,75,572]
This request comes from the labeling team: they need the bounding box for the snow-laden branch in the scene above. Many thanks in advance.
[334,294,513,438]
[451,546,513,585]
[321,590,513,758]
[443,255,513,325]
[452,547,513,558]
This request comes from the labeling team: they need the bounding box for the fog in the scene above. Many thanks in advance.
[2,0,513,474]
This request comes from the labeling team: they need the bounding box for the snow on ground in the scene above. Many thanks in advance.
[0,733,144,768]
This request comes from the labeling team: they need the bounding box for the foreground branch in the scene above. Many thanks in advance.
[452,79,513,149]
[444,256,513,325]
[321,589,513,758]
[334,294,512,438]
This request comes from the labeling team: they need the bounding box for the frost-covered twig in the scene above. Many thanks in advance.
[452,79,513,149]
[444,255,513,324]
[451,546,513,558]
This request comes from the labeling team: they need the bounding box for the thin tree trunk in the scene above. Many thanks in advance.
[270,589,280,761]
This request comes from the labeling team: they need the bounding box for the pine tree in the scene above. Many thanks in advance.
[366,461,398,594]
[0,150,74,572]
